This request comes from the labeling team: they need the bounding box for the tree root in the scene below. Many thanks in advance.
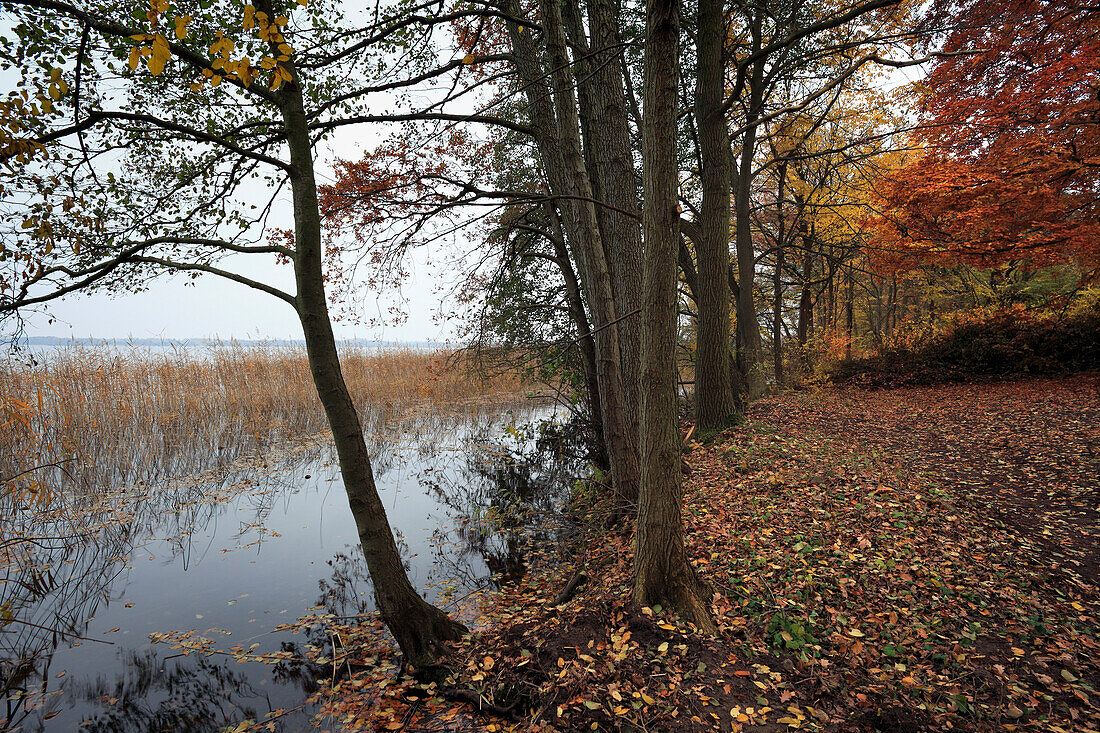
[548,572,588,607]
[440,688,522,720]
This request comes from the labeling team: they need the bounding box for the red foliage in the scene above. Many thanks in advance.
[869,0,1100,272]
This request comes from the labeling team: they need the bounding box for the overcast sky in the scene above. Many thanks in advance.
[14,92,469,344]
[20,243,459,342]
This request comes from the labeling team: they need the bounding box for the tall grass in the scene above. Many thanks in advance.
[0,343,526,494]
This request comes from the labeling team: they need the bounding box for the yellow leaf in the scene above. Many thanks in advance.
[274,15,288,25]
[243,4,256,29]
[640,692,656,705]
[147,34,170,76]
[174,15,190,39]
[847,629,864,637]
[462,53,476,64]
[127,47,142,72]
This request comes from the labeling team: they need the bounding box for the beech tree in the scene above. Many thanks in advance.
[869,0,1100,271]
[0,0,544,664]
[688,0,921,398]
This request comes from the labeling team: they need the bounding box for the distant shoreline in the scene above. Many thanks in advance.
[15,336,447,349]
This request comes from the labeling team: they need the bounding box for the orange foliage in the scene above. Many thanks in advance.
[869,0,1100,273]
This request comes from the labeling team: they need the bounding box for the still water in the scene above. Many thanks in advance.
[1,405,574,732]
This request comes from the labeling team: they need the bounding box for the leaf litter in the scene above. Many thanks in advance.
[255,376,1099,731]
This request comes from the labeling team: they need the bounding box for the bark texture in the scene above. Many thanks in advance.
[772,160,786,386]
[506,1,639,511]
[635,0,714,630]
[733,45,766,399]
[584,0,645,440]
[693,0,735,431]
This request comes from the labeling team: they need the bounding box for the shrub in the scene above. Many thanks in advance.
[826,294,1100,386]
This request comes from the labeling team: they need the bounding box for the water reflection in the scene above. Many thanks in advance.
[1,404,577,732]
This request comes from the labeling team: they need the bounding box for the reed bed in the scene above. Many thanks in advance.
[0,343,526,495]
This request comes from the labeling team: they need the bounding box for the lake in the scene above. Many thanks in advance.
[0,402,575,732]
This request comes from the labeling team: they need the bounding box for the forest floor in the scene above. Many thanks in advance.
[307,374,1100,733]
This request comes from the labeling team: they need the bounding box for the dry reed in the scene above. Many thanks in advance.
[0,343,526,494]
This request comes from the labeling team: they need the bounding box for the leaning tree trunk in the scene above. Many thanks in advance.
[548,203,608,470]
[635,0,714,630]
[693,0,736,431]
[278,72,463,667]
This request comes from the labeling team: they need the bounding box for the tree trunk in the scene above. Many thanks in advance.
[587,0,645,442]
[562,0,646,445]
[548,203,608,470]
[845,265,854,360]
[635,0,713,630]
[693,0,735,431]
[797,235,814,347]
[772,161,786,387]
[278,70,463,667]
[733,50,765,399]
[524,0,640,512]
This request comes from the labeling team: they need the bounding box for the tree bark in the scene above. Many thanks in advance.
[846,264,855,360]
[585,0,645,443]
[278,68,463,667]
[797,231,814,347]
[772,161,786,386]
[509,0,640,512]
[733,35,766,399]
[635,0,713,630]
[693,0,735,431]
[548,203,608,470]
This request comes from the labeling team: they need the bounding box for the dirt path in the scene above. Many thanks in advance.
[751,373,1100,591]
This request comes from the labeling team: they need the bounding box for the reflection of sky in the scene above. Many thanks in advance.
[4,405,568,732]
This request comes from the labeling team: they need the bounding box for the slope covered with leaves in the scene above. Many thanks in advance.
[300,378,1098,732]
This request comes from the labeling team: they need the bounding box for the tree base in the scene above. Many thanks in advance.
[383,596,468,669]
[636,566,717,634]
